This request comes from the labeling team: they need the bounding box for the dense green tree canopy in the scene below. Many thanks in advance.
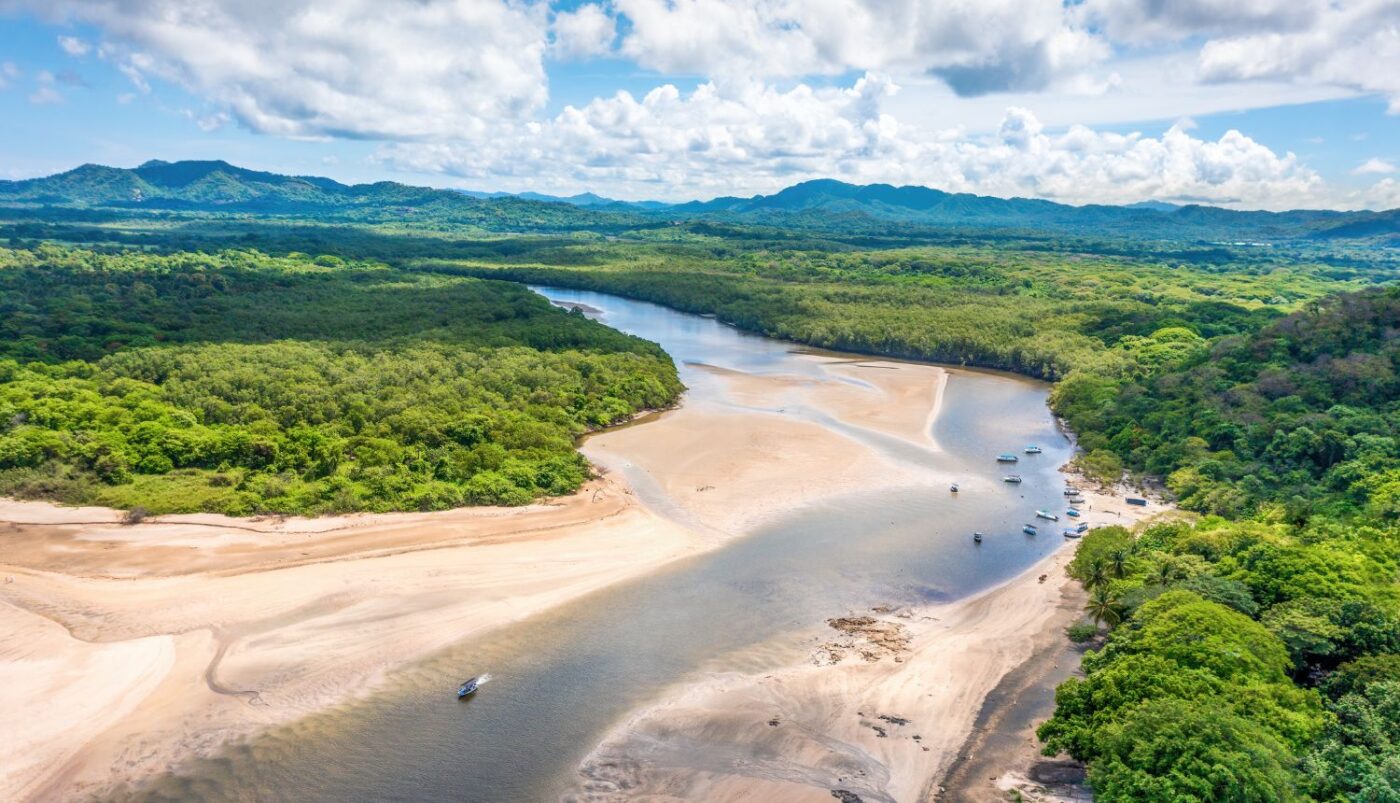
[0,245,681,514]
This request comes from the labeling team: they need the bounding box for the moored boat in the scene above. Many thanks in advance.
[1023,524,1038,535]
[1063,529,1081,538]
[1036,509,1059,521]
[950,483,959,493]
[1003,474,1023,483]
[1066,508,1081,517]
[1024,445,1043,454]
[997,453,1019,463]
[973,532,983,543]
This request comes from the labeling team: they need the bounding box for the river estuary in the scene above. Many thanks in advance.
[125,287,1074,802]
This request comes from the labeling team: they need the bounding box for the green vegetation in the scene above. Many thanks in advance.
[1056,287,1400,520]
[3,160,1399,798]
[430,239,1375,379]
[0,245,681,514]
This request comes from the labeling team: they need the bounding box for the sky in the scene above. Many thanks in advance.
[1,0,1398,210]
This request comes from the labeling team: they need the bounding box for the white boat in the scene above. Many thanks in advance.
[457,672,491,699]
[973,532,984,543]
[1063,529,1081,539]
[1003,474,1023,483]
[1025,445,1043,454]
[1036,509,1059,521]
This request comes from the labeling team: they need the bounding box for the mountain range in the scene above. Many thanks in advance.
[1,160,1396,245]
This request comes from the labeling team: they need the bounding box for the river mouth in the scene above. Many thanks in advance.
[121,287,1073,803]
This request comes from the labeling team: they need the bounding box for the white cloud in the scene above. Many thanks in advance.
[1193,1,1400,112]
[0,61,19,90]
[1078,0,1326,43]
[379,74,1336,210]
[28,70,63,104]
[612,0,1110,95]
[10,0,551,139]
[1060,1,1400,113]
[551,4,615,60]
[57,35,89,56]
[1354,158,1397,175]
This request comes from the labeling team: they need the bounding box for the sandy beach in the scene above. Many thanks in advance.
[0,354,949,800]
[563,476,1169,803]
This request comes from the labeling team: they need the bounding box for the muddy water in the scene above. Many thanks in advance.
[124,287,1073,803]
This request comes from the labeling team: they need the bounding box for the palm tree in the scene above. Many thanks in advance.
[1084,587,1122,628]
[1108,548,1130,579]
[1083,560,1108,590]
[1148,560,1177,587]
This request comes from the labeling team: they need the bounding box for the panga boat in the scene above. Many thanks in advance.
[1063,529,1081,539]
[973,532,984,543]
[457,676,483,699]
[1065,508,1081,517]
[1063,488,1080,496]
[1003,474,1023,483]
[950,483,959,493]
[1077,522,1090,533]
[1036,509,1059,521]
[1024,445,1043,454]
[997,453,1020,463]
[1023,524,1038,535]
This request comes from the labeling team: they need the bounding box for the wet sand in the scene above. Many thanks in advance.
[563,480,1169,803]
[0,356,948,801]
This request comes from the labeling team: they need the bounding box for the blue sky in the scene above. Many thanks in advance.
[2,1,1398,209]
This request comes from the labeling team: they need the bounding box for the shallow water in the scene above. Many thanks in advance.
[124,287,1074,803]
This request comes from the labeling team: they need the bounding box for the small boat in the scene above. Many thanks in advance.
[457,676,483,699]
[1024,445,1043,454]
[949,483,959,493]
[1077,523,1090,533]
[1003,474,1023,483]
[1068,496,1086,505]
[1126,497,1148,507]
[1066,508,1081,517]
[997,453,1020,463]
[1063,488,1080,496]
[1023,524,1038,535]
[1063,529,1081,539]
[973,532,984,543]
[1036,509,1059,521]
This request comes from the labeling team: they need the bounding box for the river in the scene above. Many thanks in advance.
[123,287,1074,802]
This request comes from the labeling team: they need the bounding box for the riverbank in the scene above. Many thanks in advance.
[564,482,1170,803]
[0,353,950,800]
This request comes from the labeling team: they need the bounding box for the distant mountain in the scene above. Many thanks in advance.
[457,188,669,209]
[1,161,1395,244]
[672,178,1389,243]
[0,159,637,231]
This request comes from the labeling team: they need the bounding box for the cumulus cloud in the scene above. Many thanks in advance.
[9,0,551,139]
[552,3,616,60]
[379,75,1332,210]
[1354,158,1397,175]
[28,70,64,105]
[0,61,19,90]
[1078,0,1326,42]
[1106,0,1400,113]
[612,0,1109,95]
[57,35,90,56]
[1198,5,1400,108]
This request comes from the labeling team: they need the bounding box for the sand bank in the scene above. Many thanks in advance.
[565,482,1170,803]
[0,354,949,800]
